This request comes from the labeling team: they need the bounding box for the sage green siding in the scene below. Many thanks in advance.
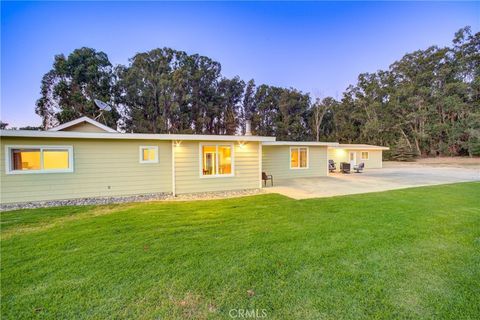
[327,148,346,167]
[262,145,328,179]
[327,148,383,169]
[356,150,383,168]
[1,138,172,203]
[174,141,260,194]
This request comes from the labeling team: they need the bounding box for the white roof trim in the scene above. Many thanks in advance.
[262,141,339,147]
[48,116,117,133]
[333,144,390,150]
[0,130,276,142]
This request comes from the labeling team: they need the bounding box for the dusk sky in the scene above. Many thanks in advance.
[2,1,479,127]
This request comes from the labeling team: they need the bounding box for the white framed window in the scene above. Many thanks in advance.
[139,146,158,163]
[199,143,234,178]
[361,151,369,160]
[290,147,309,169]
[5,145,74,174]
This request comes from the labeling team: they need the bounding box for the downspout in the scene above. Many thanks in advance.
[258,142,263,189]
[171,141,176,197]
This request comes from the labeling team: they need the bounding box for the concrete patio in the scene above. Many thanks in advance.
[263,162,480,199]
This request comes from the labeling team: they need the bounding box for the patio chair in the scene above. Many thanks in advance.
[340,162,351,174]
[262,172,273,187]
[328,160,336,173]
[354,162,365,173]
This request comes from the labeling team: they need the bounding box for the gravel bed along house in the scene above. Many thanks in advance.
[172,189,264,201]
[0,189,264,212]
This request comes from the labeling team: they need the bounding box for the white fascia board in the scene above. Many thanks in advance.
[332,145,390,150]
[0,130,276,142]
[48,116,118,133]
[262,141,339,147]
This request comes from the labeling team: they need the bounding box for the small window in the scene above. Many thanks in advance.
[139,146,158,163]
[361,151,369,160]
[200,143,234,177]
[290,147,309,169]
[6,146,73,174]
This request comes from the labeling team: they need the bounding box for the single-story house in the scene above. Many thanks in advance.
[0,117,273,203]
[0,117,389,204]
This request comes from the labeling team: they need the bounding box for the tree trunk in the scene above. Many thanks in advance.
[399,128,413,149]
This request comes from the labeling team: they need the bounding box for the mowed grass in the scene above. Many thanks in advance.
[1,183,479,319]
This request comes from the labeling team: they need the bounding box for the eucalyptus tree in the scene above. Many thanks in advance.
[216,76,245,135]
[241,79,256,134]
[36,47,120,129]
[309,97,338,142]
[183,54,222,134]
[450,27,480,156]
[116,48,189,133]
[254,85,281,137]
[276,88,310,141]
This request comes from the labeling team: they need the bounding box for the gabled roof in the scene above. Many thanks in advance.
[48,116,117,133]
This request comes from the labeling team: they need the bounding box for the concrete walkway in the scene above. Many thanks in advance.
[263,163,480,199]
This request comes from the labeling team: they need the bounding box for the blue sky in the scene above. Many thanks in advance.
[2,1,479,127]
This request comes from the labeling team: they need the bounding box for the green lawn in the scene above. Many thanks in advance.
[1,183,479,319]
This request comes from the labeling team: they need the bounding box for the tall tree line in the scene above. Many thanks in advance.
[35,26,479,157]
[332,27,479,157]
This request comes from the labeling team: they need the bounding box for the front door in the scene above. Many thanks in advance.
[349,151,356,167]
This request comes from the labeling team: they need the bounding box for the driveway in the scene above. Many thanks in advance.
[263,161,480,199]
